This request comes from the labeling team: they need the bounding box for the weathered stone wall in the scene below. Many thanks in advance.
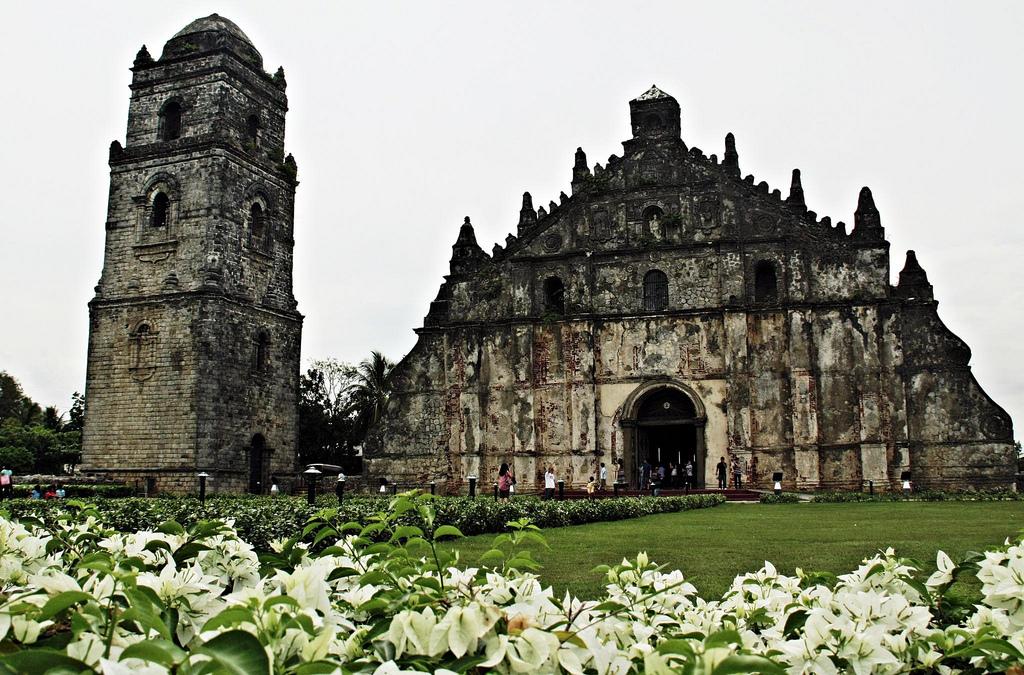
[81,16,302,495]
[367,86,1015,493]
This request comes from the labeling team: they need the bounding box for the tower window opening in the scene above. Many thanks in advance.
[246,114,259,145]
[543,276,565,315]
[254,331,270,372]
[151,192,170,228]
[754,261,779,303]
[250,203,269,251]
[160,102,182,141]
[643,269,669,311]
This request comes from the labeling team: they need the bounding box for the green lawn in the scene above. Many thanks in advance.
[450,501,1024,599]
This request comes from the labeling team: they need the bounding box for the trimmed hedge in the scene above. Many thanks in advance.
[758,492,802,504]
[810,488,1024,503]
[2,492,724,549]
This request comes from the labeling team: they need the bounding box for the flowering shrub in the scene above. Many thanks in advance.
[811,489,1024,503]
[1,496,1022,673]
[4,493,724,549]
[758,492,802,504]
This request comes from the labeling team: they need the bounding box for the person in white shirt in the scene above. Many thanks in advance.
[544,466,556,500]
[599,462,608,491]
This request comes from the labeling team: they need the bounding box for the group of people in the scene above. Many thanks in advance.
[496,455,747,497]
[29,483,66,500]
[639,458,694,490]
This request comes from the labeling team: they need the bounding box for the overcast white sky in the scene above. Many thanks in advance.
[1,1,1022,434]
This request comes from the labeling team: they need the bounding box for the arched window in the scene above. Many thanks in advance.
[159,102,182,141]
[249,203,268,251]
[254,331,270,372]
[643,269,669,311]
[754,261,778,303]
[245,114,259,145]
[129,322,156,379]
[543,276,565,315]
[151,192,170,228]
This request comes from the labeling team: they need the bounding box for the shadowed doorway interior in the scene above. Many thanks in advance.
[633,387,705,488]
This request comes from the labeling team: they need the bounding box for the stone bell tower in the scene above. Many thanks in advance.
[81,15,303,494]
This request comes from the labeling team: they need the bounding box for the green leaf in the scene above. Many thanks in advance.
[195,630,270,675]
[479,549,505,567]
[157,520,186,536]
[390,525,425,542]
[711,654,788,675]
[782,609,808,637]
[433,525,465,541]
[202,607,255,632]
[0,650,91,674]
[121,639,187,666]
[38,591,93,620]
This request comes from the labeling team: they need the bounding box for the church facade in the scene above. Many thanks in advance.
[80,16,302,494]
[365,86,1016,492]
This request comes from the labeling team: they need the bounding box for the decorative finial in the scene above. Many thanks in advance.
[723,132,739,176]
[537,205,548,219]
[519,192,537,231]
[574,147,587,169]
[559,191,568,204]
[787,169,805,208]
[572,147,590,190]
[134,45,153,68]
[896,249,933,300]
[273,66,287,89]
[853,186,883,239]
[108,140,124,163]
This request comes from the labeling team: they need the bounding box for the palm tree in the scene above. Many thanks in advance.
[345,351,396,443]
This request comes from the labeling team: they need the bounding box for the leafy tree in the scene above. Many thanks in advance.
[42,406,63,431]
[344,351,396,445]
[298,359,357,467]
[66,392,85,433]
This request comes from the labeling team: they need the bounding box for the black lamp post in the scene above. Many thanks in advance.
[493,482,499,501]
[468,475,477,498]
[304,466,321,506]
[557,479,565,500]
[335,473,346,503]
[429,481,436,495]
[773,472,783,496]
[197,472,209,506]
[901,471,912,497]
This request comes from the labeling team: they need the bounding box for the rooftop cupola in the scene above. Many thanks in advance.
[450,216,487,275]
[629,84,681,142]
[159,14,264,70]
[895,250,934,301]
[851,186,885,241]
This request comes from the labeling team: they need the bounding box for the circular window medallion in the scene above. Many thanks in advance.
[981,412,1012,440]
[662,402,671,410]
[544,234,562,252]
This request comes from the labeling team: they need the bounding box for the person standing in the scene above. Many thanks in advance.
[716,456,728,490]
[498,462,514,499]
[670,463,678,488]
[0,466,13,500]
[544,465,556,500]
[586,476,596,497]
[641,460,651,489]
[732,457,743,490]
[599,462,608,491]
[615,459,624,486]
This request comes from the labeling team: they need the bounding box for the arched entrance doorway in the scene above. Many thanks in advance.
[248,433,267,494]
[620,382,706,488]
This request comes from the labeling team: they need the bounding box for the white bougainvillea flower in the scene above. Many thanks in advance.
[926,550,956,589]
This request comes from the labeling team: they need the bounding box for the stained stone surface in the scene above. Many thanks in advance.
[80,16,302,495]
[365,87,1015,494]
